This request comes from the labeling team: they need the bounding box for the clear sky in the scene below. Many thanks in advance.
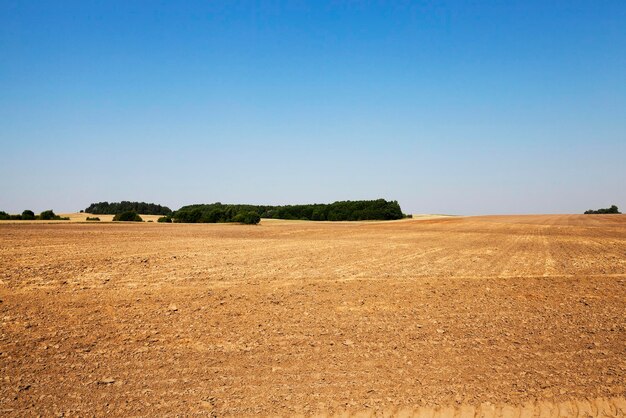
[1,1,625,215]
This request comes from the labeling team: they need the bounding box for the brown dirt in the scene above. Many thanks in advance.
[1,215,625,416]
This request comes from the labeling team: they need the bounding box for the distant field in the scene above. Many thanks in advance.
[60,213,164,222]
[0,213,165,223]
[1,215,625,416]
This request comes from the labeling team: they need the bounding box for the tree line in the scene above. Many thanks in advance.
[84,201,172,215]
[584,205,621,214]
[0,210,69,221]
[170,199,407,224]
[2,199,408,225]
[169,203,261,224]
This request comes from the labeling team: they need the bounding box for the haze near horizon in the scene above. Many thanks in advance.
[1,1,625,215]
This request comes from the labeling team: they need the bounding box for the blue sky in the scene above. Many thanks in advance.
[1,1,625,214]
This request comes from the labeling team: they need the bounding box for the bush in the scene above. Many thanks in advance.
[157,216,172,223]
[233,211,261,225]
[112,211,143,222]
[38,210,69,220]
[39,210,57,220]
[584,205,621,214]
[0,211,10,220]
[21,210,35,220]
[86,217,100,221]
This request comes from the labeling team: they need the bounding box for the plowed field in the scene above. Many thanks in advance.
[1,215,625,416]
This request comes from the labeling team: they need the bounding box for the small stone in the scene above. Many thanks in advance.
[168,304,178,312]
[436,329,445,334]
[97,378,115,385]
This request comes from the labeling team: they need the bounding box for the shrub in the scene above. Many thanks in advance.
[39,210,57,220]
[112,211,143,222]
[233,211,261,225]
[0,211,10,220]
[157,216,172,223]
[38,210,69,220]
[86,217,100,221]
[21,210,35,220]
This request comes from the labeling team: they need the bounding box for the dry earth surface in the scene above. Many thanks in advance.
[1,215,625,417]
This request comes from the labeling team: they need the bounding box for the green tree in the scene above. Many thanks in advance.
[233,211,261,224]
[39,210,57,220]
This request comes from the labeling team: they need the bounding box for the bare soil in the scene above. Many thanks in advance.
[1,215,625,416]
